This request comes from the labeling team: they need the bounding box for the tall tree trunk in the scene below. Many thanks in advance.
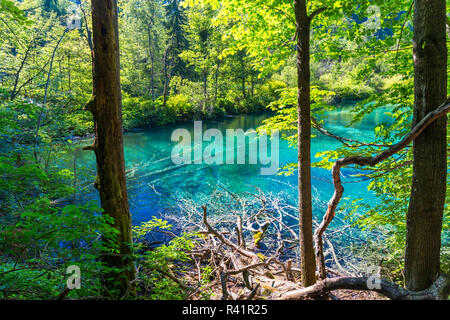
[163,47,170,107]
[214,60,220,107]
[67,52,71,91]
[294,0,316,287]
[203,65,208,110]
[86,0,135,298]
[148,24,155,101]
[250,71,254,98]
[405,0,447,291]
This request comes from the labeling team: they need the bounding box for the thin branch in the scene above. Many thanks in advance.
[309,7,327,22]
[312,116,390,148]
[394,0,414,66]
[314,100,450,279]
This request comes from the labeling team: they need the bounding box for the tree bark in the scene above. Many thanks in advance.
[162,46,170,107]
[214,60,220,107]
[406,0,448,291]
[294,0,316,287]
[275,274,450,300]
[203,65,208,110]
[87,0,135,298]
[148,24,155,101]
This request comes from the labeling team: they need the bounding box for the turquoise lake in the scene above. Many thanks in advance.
[73,103,393,234]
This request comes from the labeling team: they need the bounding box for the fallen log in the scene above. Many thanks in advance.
[274,274,450,300]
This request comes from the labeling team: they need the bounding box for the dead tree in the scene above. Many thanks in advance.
[275,274,450,300]
[84,0,135,298]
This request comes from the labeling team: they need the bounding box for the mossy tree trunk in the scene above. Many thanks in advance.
[87,0,135,298]
[405,0,447,291]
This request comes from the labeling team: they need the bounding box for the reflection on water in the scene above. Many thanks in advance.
[72,104,393,227]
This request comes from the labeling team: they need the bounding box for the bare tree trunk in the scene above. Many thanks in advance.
[250,71,254,98]
[10,34,39,100]
[162,47,170,107]
[294,0,316,287]
[33,31,66,164]
[203,66,208,110]
[214,60,220,107]
[85,0,135,298]
[405,0,448,291]
[148,24,155,101]
[67,52,71,91]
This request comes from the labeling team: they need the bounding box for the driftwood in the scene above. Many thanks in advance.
[314,100,450,279]
[164,185,449,300]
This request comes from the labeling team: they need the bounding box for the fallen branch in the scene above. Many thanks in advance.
[314,99,450,279]
[275,274,450,300]
[201,205,259,262]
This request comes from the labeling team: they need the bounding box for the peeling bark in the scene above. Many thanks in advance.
[87,0,135,298]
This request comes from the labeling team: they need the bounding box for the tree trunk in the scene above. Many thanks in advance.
[203,66,208,110]
[163,46,170,107]
[405,0,447,291]
[67,52,71,91]
[148,24,155,101]
[87,0,135,298]
[214,60,220,107]
[242,76,246,99]
[294,0,316,287]
[250,71,254,98]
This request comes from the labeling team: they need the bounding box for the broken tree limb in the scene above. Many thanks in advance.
[201,205,259,262]
[314,99,450,279]
[274,273,450,300]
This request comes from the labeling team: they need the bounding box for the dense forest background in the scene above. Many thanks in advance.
[0,0,449,300]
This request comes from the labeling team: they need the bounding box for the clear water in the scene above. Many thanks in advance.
[73,104,393,228]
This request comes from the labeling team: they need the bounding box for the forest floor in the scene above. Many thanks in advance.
[182,268,389,300]
[329,289,387,300]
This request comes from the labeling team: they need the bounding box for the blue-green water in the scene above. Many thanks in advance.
[73,104,392,228]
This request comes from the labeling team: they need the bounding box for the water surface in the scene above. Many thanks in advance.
[73,104,392,229]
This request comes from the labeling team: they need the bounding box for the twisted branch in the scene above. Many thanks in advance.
[314,99,450,279]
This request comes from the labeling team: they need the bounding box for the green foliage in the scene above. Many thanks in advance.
[132,218,199,300]
[312,75,450,281]
[0,200,119,299]
[258,85,335,147]
[133,217,172,241]
[1,0,448,299]
[167,94,195,120]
